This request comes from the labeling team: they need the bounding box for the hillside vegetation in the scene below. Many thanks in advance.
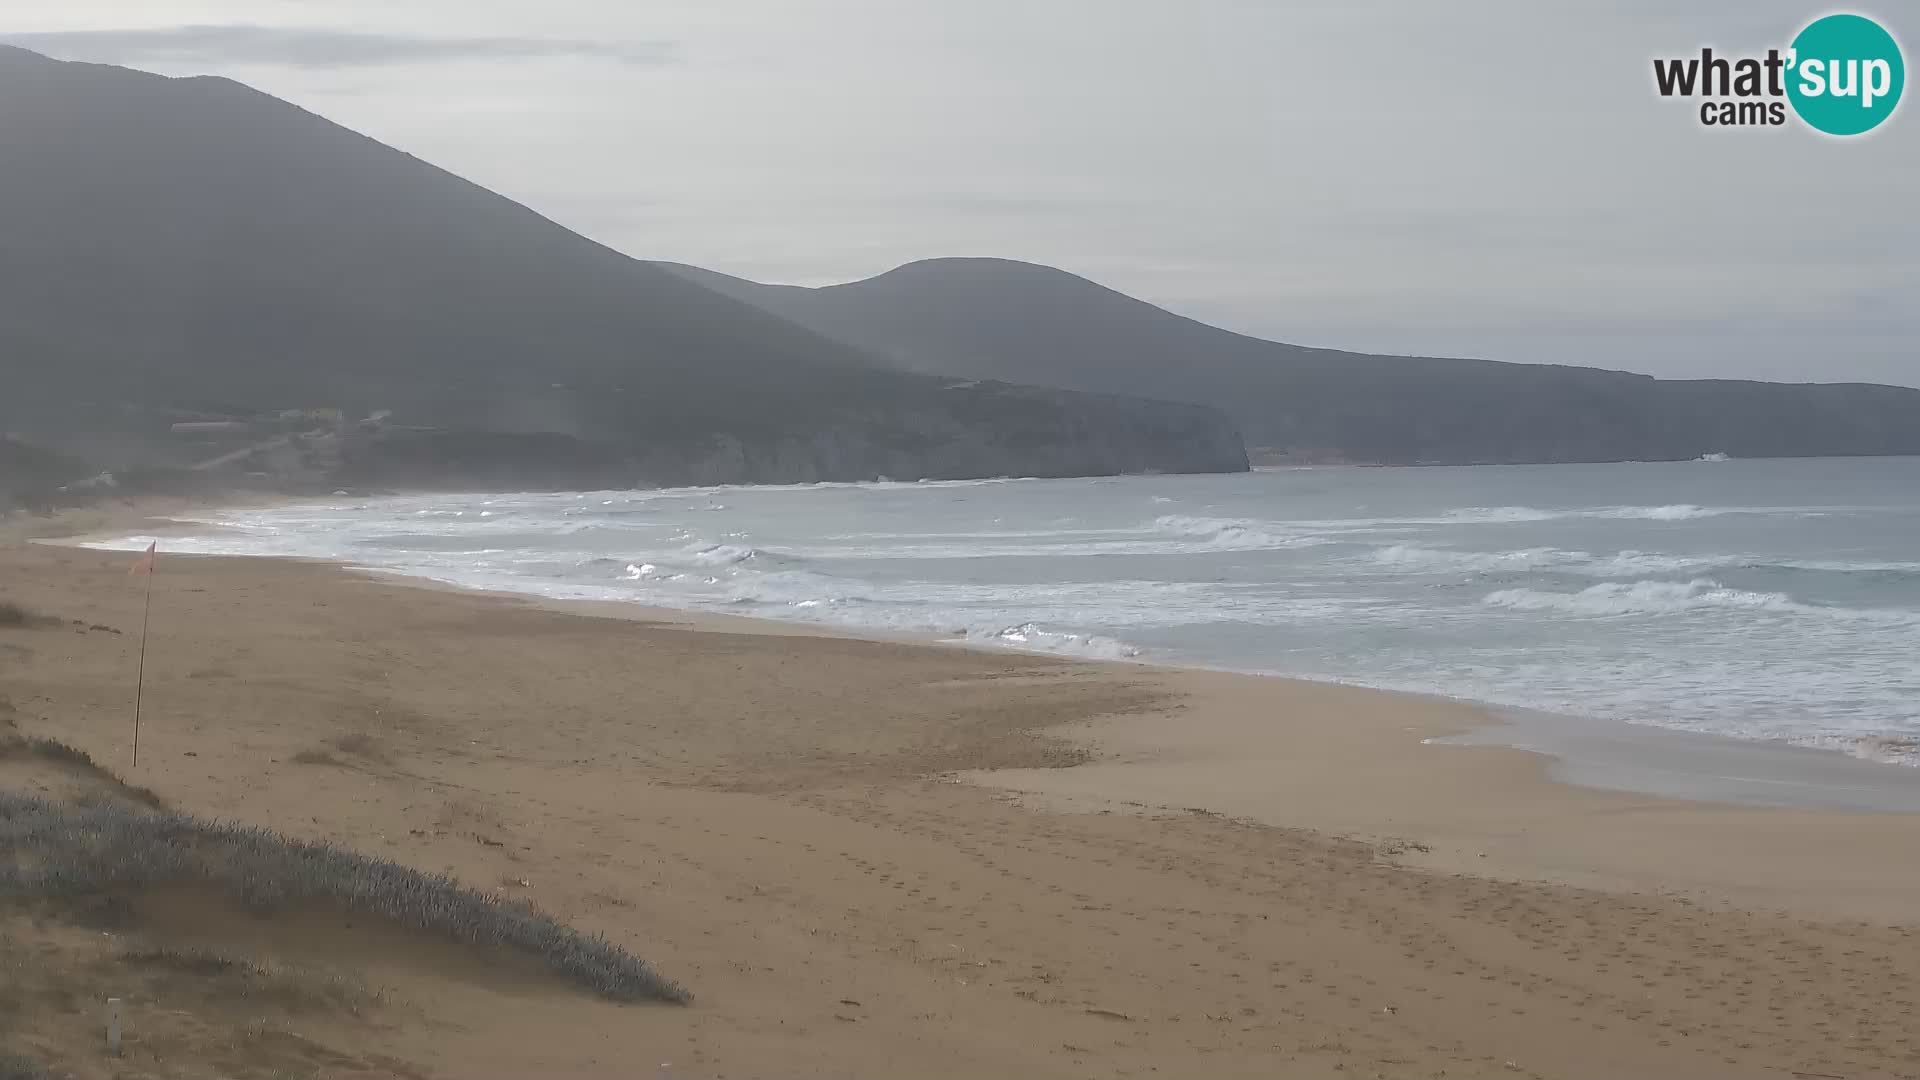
[666,257,1920,465]
[0,47,1246,489]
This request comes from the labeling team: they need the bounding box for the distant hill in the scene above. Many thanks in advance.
[0,47,1246,488]
[663,257,1920,465]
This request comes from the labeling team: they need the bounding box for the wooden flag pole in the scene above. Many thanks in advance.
[131,542,156,769]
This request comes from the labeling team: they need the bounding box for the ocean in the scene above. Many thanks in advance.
[93,456,1920,764]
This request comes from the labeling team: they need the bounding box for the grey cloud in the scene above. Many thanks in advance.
[5,2,1904,388]
[1,24,675,69]
[905,193,1149,218]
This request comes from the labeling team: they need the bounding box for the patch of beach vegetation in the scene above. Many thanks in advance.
[0,912,413,1078]
[0,1051,47,1080]
[0,792,686,1004]
[118,945,383,1015]
[0,736,163,810]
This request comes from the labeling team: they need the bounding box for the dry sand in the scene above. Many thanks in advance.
[2,515,1918,1078]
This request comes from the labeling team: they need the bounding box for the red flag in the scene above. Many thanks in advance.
[129,541,156,577]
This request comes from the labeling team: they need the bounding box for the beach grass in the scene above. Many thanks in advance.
[119,945,383,1013]
[0,793,688,1004]
[0,1051,47,1080]
[0,736,164,809]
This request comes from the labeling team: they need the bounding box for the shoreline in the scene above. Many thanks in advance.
[952,664,1920,921]
[1443,706,1920,813]
[543,599,1920,820]
[6,534,1920,1075]
[23,505,1920,919]
[40,501,1920,818]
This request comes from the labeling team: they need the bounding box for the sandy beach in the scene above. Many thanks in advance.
[3,512,1918,1078]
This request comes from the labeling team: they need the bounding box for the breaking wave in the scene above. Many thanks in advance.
[1371,544,1919,581]
[964,621,1141,660]
[1483,579,1919,625]
[1372,544,1582,573]
[683,542,760,567]
[1149,514,1320,551]
[1593,504,1719,520]
[1483,579,1797,616]
[1444,503,1724,524]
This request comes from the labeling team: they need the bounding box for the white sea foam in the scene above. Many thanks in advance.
[1371,544,1584,573]
[1777,559,1920,575]
[1367,543,1920,582]
[795,516,1327,560]
[963,621,1142,660]
[1368,544,1752,578]
[1483,578,1792,616]
[718,569,871,606]
[1149,514,1320,550]
[682,542,760,567]
[1443,503,1724,524]
[1577,550,1733,576]
[1483,579,1919,625]
[1594,503,1717,520]
[1441,506,1560,523]
[1268,503,1791,535]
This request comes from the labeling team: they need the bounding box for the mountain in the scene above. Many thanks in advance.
[0,47,1246,489]
[663,257,1920,465]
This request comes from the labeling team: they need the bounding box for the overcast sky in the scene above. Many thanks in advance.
[5,1,1915,386]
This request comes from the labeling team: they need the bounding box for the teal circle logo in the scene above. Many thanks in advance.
[1786,13,1905,135]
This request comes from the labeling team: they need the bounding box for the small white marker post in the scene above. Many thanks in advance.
[106,997,122,1057]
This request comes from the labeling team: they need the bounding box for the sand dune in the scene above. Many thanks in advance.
[1,524,1917,1077]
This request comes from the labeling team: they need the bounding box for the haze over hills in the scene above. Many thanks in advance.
[664,258,1920,465]
[4,40,1909,499]
[0,46,1246,495]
